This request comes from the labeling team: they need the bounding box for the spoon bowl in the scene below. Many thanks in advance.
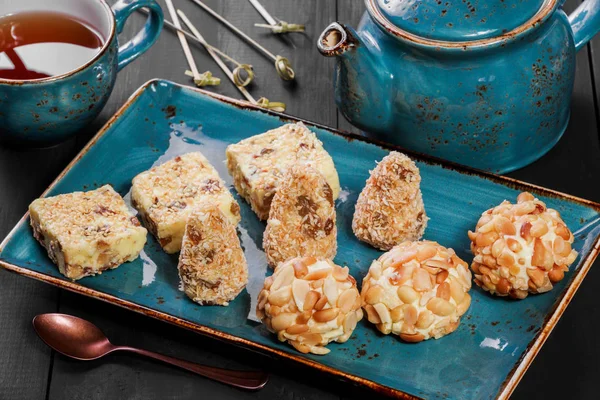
[32,313,268,390]
[33,313,114,360]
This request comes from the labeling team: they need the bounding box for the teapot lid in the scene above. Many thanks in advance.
[367,0,549,42]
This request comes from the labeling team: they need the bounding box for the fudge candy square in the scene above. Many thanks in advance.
[131,152,241,253]
[178,204,248,306]
[226,122,340,220]
[29,185,147,281]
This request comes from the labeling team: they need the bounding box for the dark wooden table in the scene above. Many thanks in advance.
[1,1,599,399]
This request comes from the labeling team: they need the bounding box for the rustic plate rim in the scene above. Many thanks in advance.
[1,78,599,400]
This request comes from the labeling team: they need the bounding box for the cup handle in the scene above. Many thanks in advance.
[111,0,164,71]
[568,0,600,52]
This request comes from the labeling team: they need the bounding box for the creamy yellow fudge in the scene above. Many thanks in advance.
[226,122,340,220]
[131,152,240,253]
[29,185,147,281]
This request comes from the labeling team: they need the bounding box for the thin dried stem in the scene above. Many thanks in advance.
[164,0,200,81]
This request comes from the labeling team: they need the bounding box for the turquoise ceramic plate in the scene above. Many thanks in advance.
[2,80,600,400]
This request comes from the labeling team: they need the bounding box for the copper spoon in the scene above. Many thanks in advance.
[32,313,269,390]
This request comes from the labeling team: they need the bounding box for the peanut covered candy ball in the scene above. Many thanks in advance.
[256,257,363,355]
[468,192,578,299]
[361,241,472,343]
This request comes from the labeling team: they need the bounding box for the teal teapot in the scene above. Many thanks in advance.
[318,0,600,173]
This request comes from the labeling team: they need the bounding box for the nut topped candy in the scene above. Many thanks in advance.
[468,192,578,299]
[361,241,472,342]
[352,152,428,251]
[263,164,337,268]
[256,257,363,355]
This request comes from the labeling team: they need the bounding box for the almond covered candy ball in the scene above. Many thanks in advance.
[361,241,472,343]
[256,257,363,355]
[468,192,578,299]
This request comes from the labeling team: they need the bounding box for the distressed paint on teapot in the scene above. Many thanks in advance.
[374,0,547,42]
[319,0,600,173]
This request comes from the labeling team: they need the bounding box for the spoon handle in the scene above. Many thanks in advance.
[115,346,268,390]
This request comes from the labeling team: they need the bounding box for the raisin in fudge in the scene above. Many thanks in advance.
[29,185,147,280]
[131,152,240,253]
[226,122,340,220]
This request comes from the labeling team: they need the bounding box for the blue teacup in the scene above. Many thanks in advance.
[0,0,163,146]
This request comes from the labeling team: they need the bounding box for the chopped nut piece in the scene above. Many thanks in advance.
[257,257,362,355]
[263,165,337,268]
[361,240,471,341]
[29,185,147,280]
[178,204,248,306]
[226,122,340,220]
[131,152,240,253]
[352,152,428,250]
[469,192,578,299]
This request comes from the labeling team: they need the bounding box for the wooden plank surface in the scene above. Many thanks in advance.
[0,142,77,398]
[1,0,599,399]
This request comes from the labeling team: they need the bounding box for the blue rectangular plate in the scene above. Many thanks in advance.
[2,80,600,400]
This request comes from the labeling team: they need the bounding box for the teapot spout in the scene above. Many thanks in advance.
[318,22,392,133]
[317,22,359,58]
